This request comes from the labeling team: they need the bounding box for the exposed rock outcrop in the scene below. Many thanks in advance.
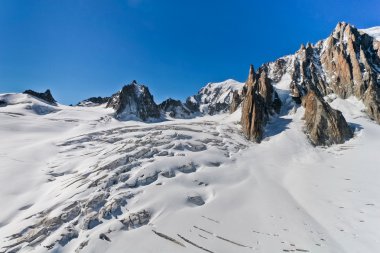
[241,65,281,142]
[363,83,380,123]
[303,90,353,146]
[239,22,380,145]
[263,22,380,124]
[23,89,57,105]
[77,96,110,107]
[230,90,241,113]
[158,98,192,118]
[106,81,161,121]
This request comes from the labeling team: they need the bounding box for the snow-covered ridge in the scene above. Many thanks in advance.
[2,22,380,253]
[187,79,244,115]
[1,88,380,252]
[0,79,245,122]
[360,26,380,41]
[0,93,59,115]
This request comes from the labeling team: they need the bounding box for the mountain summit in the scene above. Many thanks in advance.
[239,22,380,145]
[106,81,161,121]
[2,22,380,253]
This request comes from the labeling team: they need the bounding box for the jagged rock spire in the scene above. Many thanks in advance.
[247,64,256,87]
[241,65,281,142]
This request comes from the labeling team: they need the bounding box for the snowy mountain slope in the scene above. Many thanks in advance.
[186,79,244,115]
[1,88,380,253]
[2,23,380,253]
[0,93,60,115]
[361,26,380,41]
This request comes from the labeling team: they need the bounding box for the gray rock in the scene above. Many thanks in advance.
[23,89,57,105]
[159,98,192,118]
[77,96,110,107]
[187,196,205,206]
[106,80,161,121]
[99,233,111,242]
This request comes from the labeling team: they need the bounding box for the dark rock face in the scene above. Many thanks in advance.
[257,69,282,114]
[23,89,57,105]
[241,65,282,142]
[363,83,380,123]
[77,97,110,107]
[159,98,192,118]
[241,88,266,142]
[230,90,241,113]
[106,81,161,121]
[184,97,200,113]
[303,90,353,146]
[0,100,6,107]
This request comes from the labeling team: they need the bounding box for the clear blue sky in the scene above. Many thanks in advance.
[0,0,379,104]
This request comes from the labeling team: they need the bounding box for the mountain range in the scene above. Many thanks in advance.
[0,22,380,253]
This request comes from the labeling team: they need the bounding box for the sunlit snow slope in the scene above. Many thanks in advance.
[1,90,380,253]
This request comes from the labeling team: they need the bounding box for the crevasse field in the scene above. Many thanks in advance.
[1,85,380,253]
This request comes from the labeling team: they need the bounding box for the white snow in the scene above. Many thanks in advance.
[194,79,244,114]
[1,91,380,253]
[360,26,380,41]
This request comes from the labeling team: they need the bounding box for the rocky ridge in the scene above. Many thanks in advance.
[240,65,282,142]
[265,22,380,121]
[106,81,161,121]
[23,89,57,105]
[77,96,110,107]
[240,22,380,145]
[158,98,192,118]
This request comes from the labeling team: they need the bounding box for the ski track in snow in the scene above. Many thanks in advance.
[0,94,380,253]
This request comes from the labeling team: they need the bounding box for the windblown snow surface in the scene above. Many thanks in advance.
[1,90,380,253]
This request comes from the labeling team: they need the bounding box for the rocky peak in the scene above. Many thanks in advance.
[239,22,380,145]
[106,81,160,121]
[241,65,281,142]
[257,68,282,113]
[258,21,380,127]
[158,98,192,118]
[77,96,110,107]
[23,89,57,105]
[303,89,353,146]
[247,64,256,87]
[321,22,380,122]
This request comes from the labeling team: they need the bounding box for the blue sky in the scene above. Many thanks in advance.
[0,0,379,104]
